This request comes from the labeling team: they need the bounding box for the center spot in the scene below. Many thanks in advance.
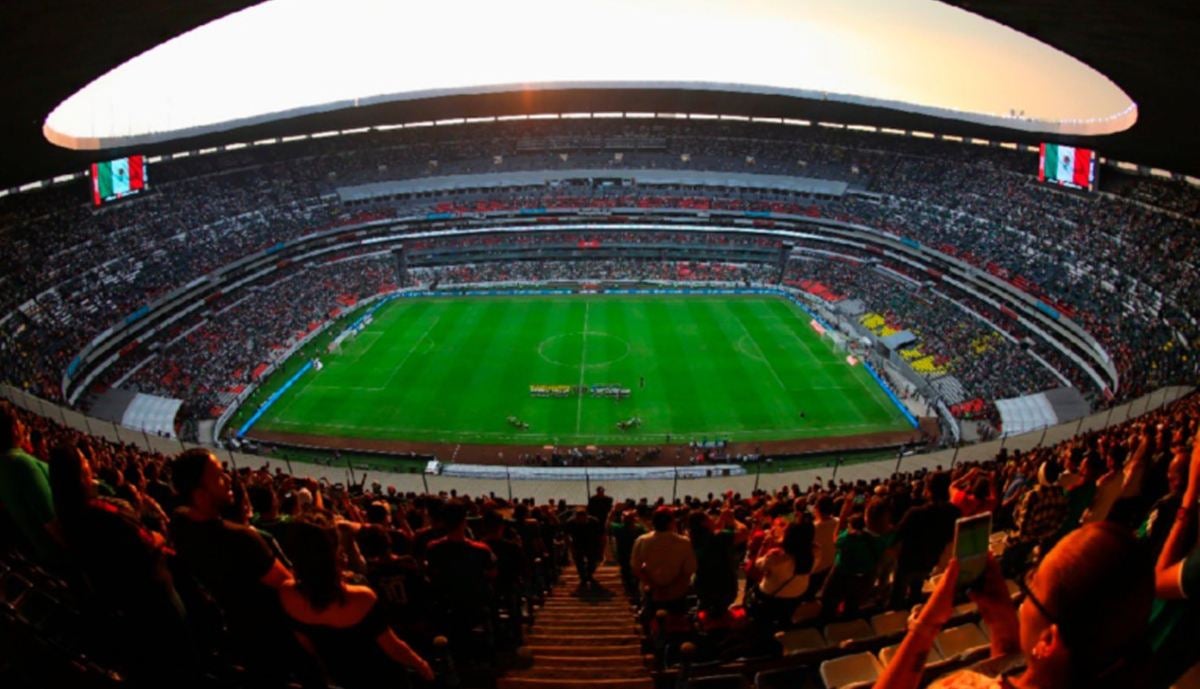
[538,331,631,368]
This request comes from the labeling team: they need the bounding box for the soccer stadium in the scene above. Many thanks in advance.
[1,1,1198,687]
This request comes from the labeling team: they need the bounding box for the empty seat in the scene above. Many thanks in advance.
[953,602,978,616]
[824,619,874,646]
[868,610,908,637]
[819,652,883,689]
[933,623,990,659]
[877,642,942,667]
[777,627,827,655]
[755,665,813,689]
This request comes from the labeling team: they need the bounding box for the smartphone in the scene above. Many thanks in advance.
[953,512,992,591]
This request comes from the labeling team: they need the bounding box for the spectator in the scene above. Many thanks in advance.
[478,508,527,620]
[809,494,839,596]
[168,448,306,687]
[565,507,605,587]
[611,508,646,598]
[1002,461,1068,576]
[748,519,815,630]
[889,471,960,609]
[587,485,614,524]
[877,522,1154,689]
[631,506,697,615]
[1083,447,1126,524]
[0,404,57,560]
[48,442,197,686]
[819,509,883,619]
[424,500,496,639]
[279,513,433,688]
[1139,442,1189,553]
[1150,424,1200,688]
[950,467,998,517]
[686,509,739,616]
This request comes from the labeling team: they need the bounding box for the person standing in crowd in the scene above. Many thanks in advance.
[565,507,605,587]
[809,495,839,596]
[611,508,646,598]
[588,486,614,524]
[889,471,960,609]
[631,506,696,617]
[1002,461,1068,576]
[424,500,497,640]
[748,520,815,630]
[819,508,883,620]
[687,509,739,617]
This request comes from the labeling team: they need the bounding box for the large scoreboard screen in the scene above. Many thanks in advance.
[90,155,148,206]
[1038,143,1097,192]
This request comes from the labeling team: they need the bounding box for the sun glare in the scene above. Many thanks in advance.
[43,0,1136,150]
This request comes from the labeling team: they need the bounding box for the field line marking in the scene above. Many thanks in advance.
[775,306,895,418]
[575,301,590,433]
[340,331,382,366]
[732,312,788,391]
[373,312,441,391]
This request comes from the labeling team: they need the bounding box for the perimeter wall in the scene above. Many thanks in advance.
[3,383,1191,503]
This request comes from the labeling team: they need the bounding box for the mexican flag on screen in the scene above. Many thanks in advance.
[91,155,146,205]
[1039,143,1093,188]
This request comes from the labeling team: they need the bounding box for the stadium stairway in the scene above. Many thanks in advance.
[499,564,652,689]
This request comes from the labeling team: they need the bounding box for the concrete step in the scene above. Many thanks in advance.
[525,633,640,646]
[499,678,653,689]
[523,644,644,657]
[513,665,650,680]
[535,609,633,619]
[537,602,628,612]
[531,623,638,634]
[529,654,648,668]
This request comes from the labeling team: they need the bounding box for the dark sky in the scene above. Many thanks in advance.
[1,0,1197,190]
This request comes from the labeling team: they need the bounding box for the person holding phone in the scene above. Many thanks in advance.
[876,522,1153,689]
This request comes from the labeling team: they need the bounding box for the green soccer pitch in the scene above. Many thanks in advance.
[239,294,914,446]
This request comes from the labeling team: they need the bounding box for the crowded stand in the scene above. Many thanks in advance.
[120,258,395,426]
[1,117,1199,433]
[784,257,1062,404]
[2,368,1199,687]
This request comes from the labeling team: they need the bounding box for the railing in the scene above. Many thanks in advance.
[3,383,1190,504]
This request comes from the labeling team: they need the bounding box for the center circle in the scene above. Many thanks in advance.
[537,331,631,368]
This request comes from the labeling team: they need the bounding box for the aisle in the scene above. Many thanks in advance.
[499,564,653,689]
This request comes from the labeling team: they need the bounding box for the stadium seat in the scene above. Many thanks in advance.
[823,619,874,646]
[868,610,908,637]
[877,641,942,668]
[920,647,991,685]
[755,665,816,689]
[776,628,827,655]
[819,651,883,689]
[933,623,990,659]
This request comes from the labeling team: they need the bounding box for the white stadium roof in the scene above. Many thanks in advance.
[43,0,1137,150]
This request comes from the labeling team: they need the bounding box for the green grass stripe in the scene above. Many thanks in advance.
[249,295,912,446]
